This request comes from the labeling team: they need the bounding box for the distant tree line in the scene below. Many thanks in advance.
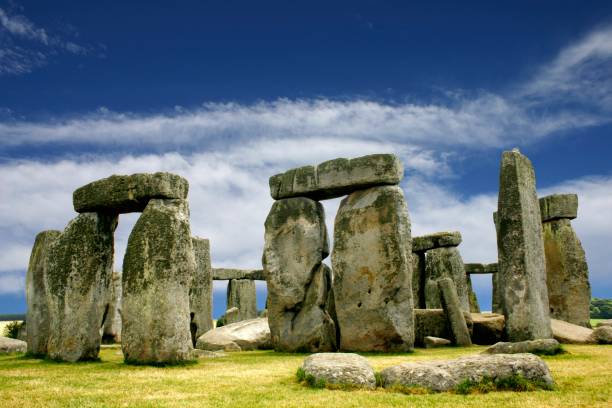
[591,298,612,319]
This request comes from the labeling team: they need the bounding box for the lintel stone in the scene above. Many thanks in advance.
[212,268,265,281]
[464,263,498,274]
[412,231,462,253]
[539,194,578,222]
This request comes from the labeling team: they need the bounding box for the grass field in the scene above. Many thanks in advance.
[1,344,611,407]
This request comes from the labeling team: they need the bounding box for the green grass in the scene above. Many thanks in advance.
[1,344,612,407]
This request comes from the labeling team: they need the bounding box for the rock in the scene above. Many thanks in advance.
[225,279,258,324]
[496,150,551,341]
[380,353,554,392]
[543,218,591,327]
[414,309,473,347]
[224,307,239,324]
[212,268,265,280]
[0,336,27,354]
[597,319,612,328]
[332,185,414,351]
[122,199,195,364]
[551,318,595,344]
[411,252,425,309]
[300,353,376,389]
[269,154,403,200]
[483,339,561,355]
[424,336,451,348]
[466,275,480,313]
[192,349,227,358]
[590,326,612,344]
[46,212,117,362]
[540,194,578,222]
[73,172,189,213]
[263,197,336,352]
[438,278,472,347]
[190,237,213,345]
[195,318,272,352]
[26,230,60,356]
[464,263,498,274]
[424,247,470,312]
[471,313,505,345]
[412,231,462,253]
[491,272,503,314]
[102,272,122,343]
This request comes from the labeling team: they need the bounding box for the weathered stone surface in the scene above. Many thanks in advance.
[193,349,227,358]
[332,185,414,351]
[26,230,60,356]
[411,252,425,309]
[46,213,116,362]
[380,353,554,392]
[263,197,336,352]
[0,336,27,354]
[551,318,595,344]
[212,268,265,280]
[543,218,591,327]
[195,318,272,352]
[424,336,451,348]
[466,275,480,313]
[225,279,258,325]
[122,199,195,364]
[73,172,189,213]
[483,339,561,355]
[464,263,498,274]
[496,149,552,341]
[301,353,376,389]
[102,272,122,343]
[589,326,612,344]
[414,309,473,346]
[190,237,213,345]
[472,313,505,345]
[597,319,612,328]
[491,272,503,315]
[424,247,470,312]
[412,231,462,253]
[540,194,578,222]
[438,278,472,346]
[269,154,403,200]
[224,307,239,324]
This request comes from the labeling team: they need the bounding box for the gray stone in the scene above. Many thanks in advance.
[466,275,480,313]
[102,272,122,343]
[269,154,403,200]
[121,198,195,364]
[483,339,561,355]
[225,279,258,324]
[212,268,265,280]
[438,278,472,347]
[224,307,239,324]
[380,353,554,392]
[193,349,227,358]
[491,272,503,315]
[26,230,60,356]
[412,231,462,253]
[540,194,578,222]
[496,149,552,341]
[424,336,451,348]
[0,336,27,354]
[263,197,336,352]
[551,318,595,344]
[424,247,470,312]
[46,213,117,362]
[190,237,213,345]
[472,313,505,345]
[464,263,498,274]
[73,172,188,213]
[590,326,612,344]
[301,353,376,389]
[411,252,425,309]
[332,185,414,351]
[195,317,272,352]
[414,309,473,347]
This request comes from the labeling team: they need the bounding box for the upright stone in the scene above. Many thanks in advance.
[411,252,425,309]
[438,278,472,346]
[102,272,122,343]
[423,246,469,312]
[332,185,414,351]
[225,279,258,325]
[46,213,117,362]
[466,275,481,313]
[190,237,213,344]
[263,197,336,352]
[26,230,61,356]
[122,199,195,364]
[497,149,551,341]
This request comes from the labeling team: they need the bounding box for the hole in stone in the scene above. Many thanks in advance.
[367,289,371,294]
[357,302,362,308]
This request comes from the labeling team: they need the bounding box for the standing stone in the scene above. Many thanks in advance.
[411,252,425,309]
[46,213,117,362]
[423,246,469,312]
[332,185,414,351]
[102,272,122,343]
[540,194,590,327]
[190,237,213,344]
[225,279,258,325]
[263,197,336,352]
[122,199,195,364]
[491,272,503,314]
[438,278,472,346]
[497,149,551,341]
[26,230,61,356]
[466,275,481,313]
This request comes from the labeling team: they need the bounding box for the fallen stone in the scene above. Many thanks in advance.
[412,231,462,253]
[597,319,612,328]
[212,268,265,280]
[551,318,595,344]
[0,336,27,354]
[414,309,473,346]
[190,237,213,345]
[540,194,578,222]
[471,313,505,345]
[269,153,403,200]
[225,279,258,325]
[424,336,451,348]
[380,353,554,392]
[102,271,122,343]
[73,172,189,213]
[300,353,376,389]
[438,278,472,346]
[424,247,470,311]
[332,185,414,351]
[483,339,561,355]
[195,317,272,352]
[193,349,227,358]
[590,326,612,344]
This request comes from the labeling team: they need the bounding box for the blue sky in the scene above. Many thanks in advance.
[1,1,611,318]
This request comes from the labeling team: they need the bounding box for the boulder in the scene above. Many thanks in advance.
[73,172,188,213]
[414,309,473,346]
[438,278,472,347]
[46,212,117,362]
[424,336,451,348]
[551,318,595,344]
[540,194,578,222]
[225,279,258,324]
[102,271,122,343]
[380,353,554,392]
[0,336,27,354]
[496,149,551,341]
[412,231,462,253]
[483,339,561,355]
[300,353,376,389]
[190,237,213,345]
[212,268,265,280]
[332,185,414,351]
[26,230,60,356]
[263,197,336,352]
[471,313,505,345]
[424,247,469,311]
[590,326,612,344]
[122,199,195,364]
[597,319,612,328]
[195,317,272,351]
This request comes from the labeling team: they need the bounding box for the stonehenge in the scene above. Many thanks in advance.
[225,279,258,325]
[102,271,122,343]
[190,237,213,344]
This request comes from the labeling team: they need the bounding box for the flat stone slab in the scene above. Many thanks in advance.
[483,339,561,355]
[540,194,578,222]
[412,231,462,252]
[195,318,272,352]
[301,353,376,389]
[590,326,612,344]
[464,263,498,274]
[0,336,27,354]
[212,268,265,280]
[73,172,189,213]
[551,318,595,344]
[424,336,451,348]
[269,154,403,200]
